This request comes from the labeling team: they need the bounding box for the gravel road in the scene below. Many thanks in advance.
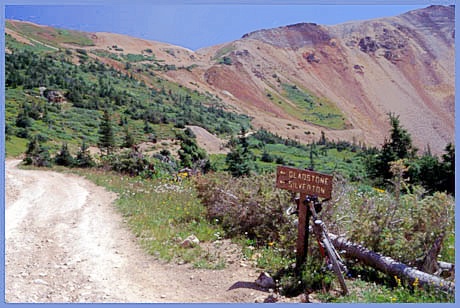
[5,160,270,303]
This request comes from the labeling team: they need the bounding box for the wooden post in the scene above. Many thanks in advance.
[296,193,310,272]
[275,166,333,273]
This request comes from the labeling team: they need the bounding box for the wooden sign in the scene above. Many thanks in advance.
[276,166,333,199]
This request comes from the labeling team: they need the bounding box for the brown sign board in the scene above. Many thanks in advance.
[276,166,333,199]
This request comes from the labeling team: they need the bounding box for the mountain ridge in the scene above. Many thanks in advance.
[5,5,454,154]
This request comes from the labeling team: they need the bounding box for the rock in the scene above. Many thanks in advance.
[180,235,200,248]
[255,272,276,289]
[254,296,265,303]
[264,294,278,303]
[33,279,49,285]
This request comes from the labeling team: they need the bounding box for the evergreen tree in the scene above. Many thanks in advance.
[226,128,255,177]
[178,132,207,170]
[226,141,254,177]
[54,142,74,166]
[15,103,32,128]
[75,141,95,168]
[98,109,115,155]
[142,118,151,131]
[318,131,327,145]
[308,143,319,170]
[386,113,417,159]
[367,113,417,185]
[122,126,135,148]
[239,127,250,154]
[441,142,455,195]
[5,123,11,141]
[407,152,442,193]
[23,136,52,167]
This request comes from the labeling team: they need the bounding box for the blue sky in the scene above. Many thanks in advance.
[3,1,448,50]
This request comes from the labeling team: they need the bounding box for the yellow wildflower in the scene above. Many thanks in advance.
[394,275,402,287]
[373,187,385,194]
[413,277,419,287]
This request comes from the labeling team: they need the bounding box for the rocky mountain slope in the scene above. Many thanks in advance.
[5,5,454,154]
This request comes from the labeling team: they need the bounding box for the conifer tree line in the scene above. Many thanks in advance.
[223,114,454,196]
[365,113,454,195]
[19,104,454,196]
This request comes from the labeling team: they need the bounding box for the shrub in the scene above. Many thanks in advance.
[194,172,295,246]
[220,56,232,65]
[261,150,274,163]
[101,148,155,178]
[320,177,455,266]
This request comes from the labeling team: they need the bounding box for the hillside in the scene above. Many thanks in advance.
[5,5,454,154]
[196,4,454,153]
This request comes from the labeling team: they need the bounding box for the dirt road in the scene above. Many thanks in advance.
[5,160,270,303]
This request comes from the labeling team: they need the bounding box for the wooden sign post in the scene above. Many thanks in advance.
[276,166,333,271]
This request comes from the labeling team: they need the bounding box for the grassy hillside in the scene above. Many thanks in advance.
[5,33,250,156]
[6,20,95,47]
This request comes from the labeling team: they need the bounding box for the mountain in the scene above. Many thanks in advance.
[5,5,454,154]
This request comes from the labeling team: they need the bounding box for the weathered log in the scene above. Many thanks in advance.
[326,233,455,294]
[438,261,454,272]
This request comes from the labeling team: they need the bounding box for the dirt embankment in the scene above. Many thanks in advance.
[5,160,276,303]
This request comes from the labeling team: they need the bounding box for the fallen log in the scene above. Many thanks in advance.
[325,232,455,295]
[438,261,454,273]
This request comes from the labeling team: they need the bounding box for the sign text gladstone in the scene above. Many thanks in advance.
[276,166,333,199]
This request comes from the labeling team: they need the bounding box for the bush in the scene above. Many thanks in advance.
[261,150,274,163]
[101,148,155,178]
[219,56,232,65]
[194,172,295,246]
[320,177,455,266]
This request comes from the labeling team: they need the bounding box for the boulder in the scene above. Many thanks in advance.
[180,235,200,248]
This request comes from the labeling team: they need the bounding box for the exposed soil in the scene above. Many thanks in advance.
[186,126,229,155]
[5,160,290,303]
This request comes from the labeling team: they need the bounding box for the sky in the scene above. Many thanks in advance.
[3,1,450,50]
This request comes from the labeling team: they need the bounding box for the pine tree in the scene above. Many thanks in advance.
[15,103,32,128]
[308,143,319,170]
[54,142,74,166]
[178,133,207,169]
[122,126,135,148]
[143,119,153,133]
[98,109,115,155]
[441,142,455,195]
[23,136,52,167]
[367,113,417,185]
[75,141,95,168]
[225,128,255,177]
[386,113,416,159]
